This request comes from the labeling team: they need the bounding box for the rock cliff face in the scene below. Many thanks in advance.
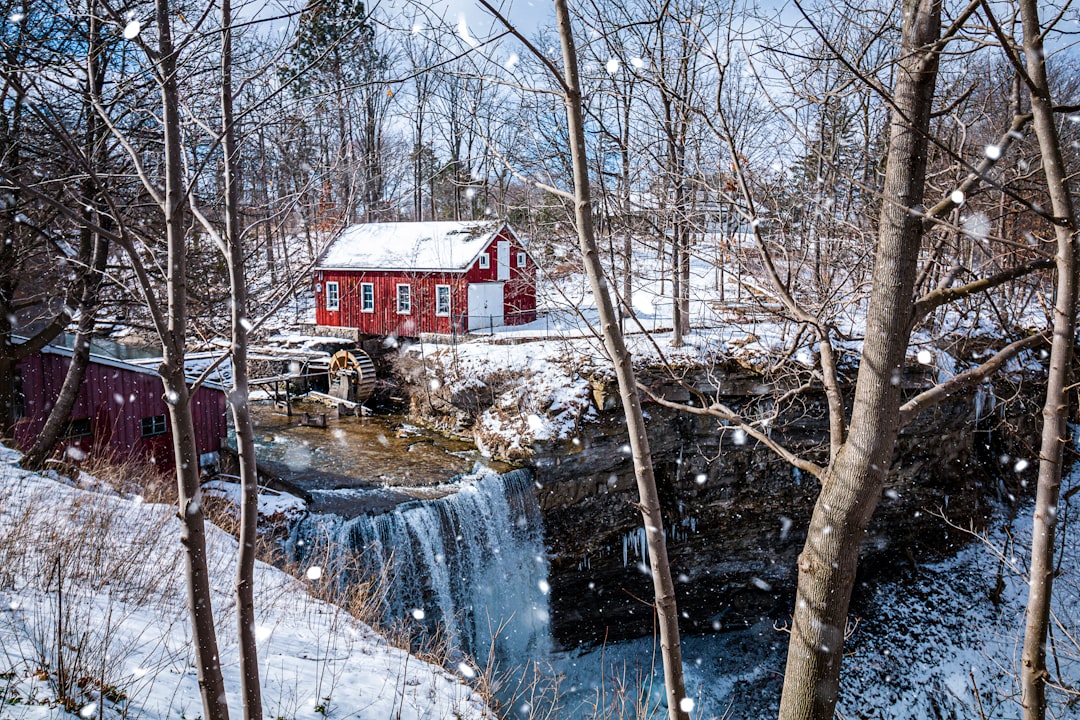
[400,354,1034,649]
[533,389,1004,648]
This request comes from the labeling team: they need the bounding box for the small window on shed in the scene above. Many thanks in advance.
[517,251,527,268]
[326,281,340,311]
[141,414,167,437]
[478,253,490,269]
[397,284,412,314]
[64,418,92,438]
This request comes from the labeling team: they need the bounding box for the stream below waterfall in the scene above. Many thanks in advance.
[251,399,1079,719]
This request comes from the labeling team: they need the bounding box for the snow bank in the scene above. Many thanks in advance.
[0,455,492,720]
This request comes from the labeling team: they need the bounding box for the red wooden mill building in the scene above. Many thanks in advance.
[313,221,537,337]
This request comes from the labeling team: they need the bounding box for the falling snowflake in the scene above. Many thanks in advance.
[456,14,479,48]
[605,57,620,74]
[306,565,323,581]
[123,19,140,39]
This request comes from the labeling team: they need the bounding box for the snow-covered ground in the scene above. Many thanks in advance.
[372,231,1045,458]
[0,446,491,720]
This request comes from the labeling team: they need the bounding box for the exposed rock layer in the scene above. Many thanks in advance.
[401,356,1037,648]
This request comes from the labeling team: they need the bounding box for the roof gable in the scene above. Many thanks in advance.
[315,221,511,272]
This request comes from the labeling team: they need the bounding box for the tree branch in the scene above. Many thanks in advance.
[921,111,1033,223]
[911,257,1053,326]
[897,332,1048,427]
[639,383,825,480]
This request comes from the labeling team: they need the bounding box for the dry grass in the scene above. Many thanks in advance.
[0,462,188,713]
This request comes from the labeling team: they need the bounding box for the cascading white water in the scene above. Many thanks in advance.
[287,468,551,669]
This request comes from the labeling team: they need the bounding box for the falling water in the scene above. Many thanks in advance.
[286,468,551,668]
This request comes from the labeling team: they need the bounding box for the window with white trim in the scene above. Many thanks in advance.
[435,285,451,316]
[326,281,339,311]
[478,253,490,269]
[361,283,374,313]
[397,284,411,314]
[517,251,527,268]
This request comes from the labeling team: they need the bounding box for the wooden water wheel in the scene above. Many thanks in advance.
[328,349,377,404]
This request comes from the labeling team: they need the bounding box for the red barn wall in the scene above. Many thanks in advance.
[14,351,227,467]
[316,270,466,336]
[315,225,538,334]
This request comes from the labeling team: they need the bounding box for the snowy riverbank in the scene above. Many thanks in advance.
[0,446,492,720]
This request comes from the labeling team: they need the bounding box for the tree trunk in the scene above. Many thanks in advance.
[19,231,108,470]
[156,0,230,716]
[221,1,263,717]
[1017,0,1078,716]
[553,1,688,717]
[21,4,109,471]
[777,0,942,717]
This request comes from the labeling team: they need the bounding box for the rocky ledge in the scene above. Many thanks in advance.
[397,350,1041,648]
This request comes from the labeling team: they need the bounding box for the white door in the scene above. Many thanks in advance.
[496,240,511,280]
[467,282,504,331]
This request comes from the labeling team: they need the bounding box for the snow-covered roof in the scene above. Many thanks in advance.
[316,221,509,272]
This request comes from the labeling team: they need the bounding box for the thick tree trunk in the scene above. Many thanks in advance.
[553,1,688,717]
[1017,0,1078,716]
[777,0,942,717]
[220,2,263,717]
[156,0,230,716]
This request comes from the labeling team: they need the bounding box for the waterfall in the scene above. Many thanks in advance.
[287,469,551,668]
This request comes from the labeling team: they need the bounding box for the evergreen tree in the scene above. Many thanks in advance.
[287,0,390,223]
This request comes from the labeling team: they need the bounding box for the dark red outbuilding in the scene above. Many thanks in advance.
[313,221,537,337]
[13,341,227,468]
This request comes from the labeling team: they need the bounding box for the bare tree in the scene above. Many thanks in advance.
[150,0,231,713]
[221,0,262,715]
[552,0,690,715]
[19,0,111,471]
[1011,0,1079,716]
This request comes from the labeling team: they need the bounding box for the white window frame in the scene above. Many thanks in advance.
[396,283,412,314]
[435,284,451,317]
[517,251,527,268]
[325,281,339,311]
[360,282,374,313]
[478,253,490,269]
